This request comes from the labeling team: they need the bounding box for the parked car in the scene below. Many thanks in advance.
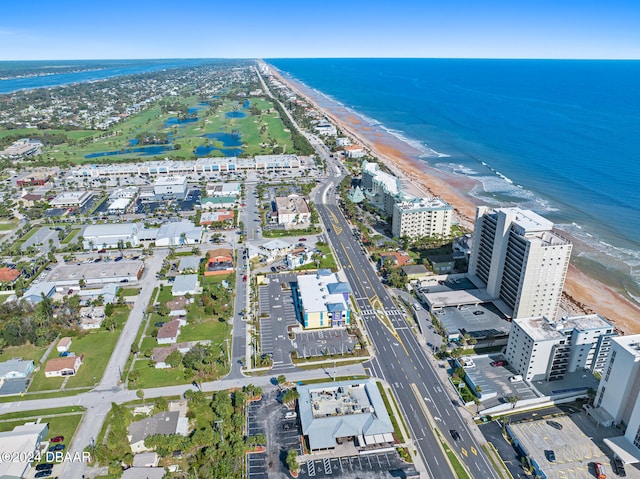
[613,458,626,477]
[50,435,64,443]
[58,352,69,357]
[35,463,54,471]
[298,237,307,242]
[547,420,563,430]
[35,471,53,478]
[509,375,523,383]
[449,429,461,441]
[97,249,106,253]
[284,411,297,420]
[546,450,556,462]
[48,444,65,452]
[490,360,504,367]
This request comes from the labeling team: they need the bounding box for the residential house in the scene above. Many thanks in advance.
[22,281,55,303]
[127,411,181,453]
[151,341,210,369]
[0,359,34,380]
[122,467,165,479]
[426,254,455,274]
[132,452,159,467]
[199,210,235,227]
[157,319,184,345]
[344,144,365,158]
[260,239,292,261]
[401,264,431,282]
[171,274,200,296]
[0,268,21,284]
[79,306,106,330]
[44,355,83,377]
[177,256,201,274]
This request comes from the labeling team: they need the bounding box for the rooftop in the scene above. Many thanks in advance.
[395,196,451,211]
[157,320,181,340]
[496,207,554,232]
[362,160,400,195]
[297,271,350,314]
[275,195,310,215]
[610,334,640,359]
[514,314,614,342]
[154,175,187,186]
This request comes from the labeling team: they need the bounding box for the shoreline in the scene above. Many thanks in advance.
[268,65,640,334]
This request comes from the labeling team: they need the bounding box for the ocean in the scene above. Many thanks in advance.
[267,58,640,303]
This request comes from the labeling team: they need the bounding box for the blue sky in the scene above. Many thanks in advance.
[1,0,639,60]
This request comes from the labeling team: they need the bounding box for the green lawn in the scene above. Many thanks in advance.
[202,273,233,284]
[0,221,17,231]
[0,343,47,363]
[29,306,131,390]
[0,412,83,445]
[179,318,230,343]
[61,228,81,244]
[156,285,174,304]
[130,363,191,389]
[121,287,141,296]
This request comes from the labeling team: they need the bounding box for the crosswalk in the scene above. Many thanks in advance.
[359,308,406,318]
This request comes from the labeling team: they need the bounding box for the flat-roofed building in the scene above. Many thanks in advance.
[206,182,241,197]
[468,207,572,320]
[82,223,139,250]
[155,220,202,246]
[50,190,93,208]
[505,314,615,382]
[200,210,234,226]
[48,260,144,286]
[298,379,394,451]
[16,170,49,186]
[274,194,311,226]
[0,422,48,479]
[294,270,351,329]
[392,197,453,238]
[361,160,401,217]
[107,197,132,214]
[0,138,43,159]
[153,175,188,200]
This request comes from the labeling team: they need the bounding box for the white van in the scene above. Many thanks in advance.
[413,303,422,312]
[509,375,523,383]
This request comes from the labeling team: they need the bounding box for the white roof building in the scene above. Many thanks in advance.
[0,422,48,479]
[298,380,394,451]
[49,190,93,208]
[82,223,139,250]
[155,221,202,247]
[172,274,200,296]
[153,176,188,200]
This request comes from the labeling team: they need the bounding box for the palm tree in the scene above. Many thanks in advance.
[508,395,521,409]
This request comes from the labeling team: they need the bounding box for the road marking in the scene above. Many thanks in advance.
[471,446,478,456]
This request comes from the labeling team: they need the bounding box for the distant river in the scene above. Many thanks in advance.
[0,59,214,94]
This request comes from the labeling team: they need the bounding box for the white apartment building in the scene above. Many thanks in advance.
[505,314,615,382]
[468,207,572,320]
[593,335,640,462]
[391,197,452,238]
[360,160,401,217]
[153,176,188,200]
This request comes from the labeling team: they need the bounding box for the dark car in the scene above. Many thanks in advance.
[547,420,563,430]
[48,444,65,452]
[546,450,556,462]
[114,256,123,262]
[97,249,106,253]
[50,435,64,443]
[449,429,461,441]
[155,322,165,328]
[613,458,626,476]
[35,471,53,478]
[473,310,485,315]
[35,463,54,471]
[271,266,277,272]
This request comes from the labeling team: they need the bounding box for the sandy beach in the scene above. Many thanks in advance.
[270,67,640,334]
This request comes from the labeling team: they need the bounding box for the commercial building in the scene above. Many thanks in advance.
[71,155,301,178]
[593,335,640,463]
[505,314,616,382]
[204,248,234,276]
[154,220,202,246]
[0,422,48,479]
[391,197,452,238]
[0,138,43,159]
[468,207,572,320]
[199,210,234,227]
[16,171,49,186]
[22,281,56,303]
[344,144,365,158]
[107,197,132,214]
[48,260,144,287]
[294,270,351,329]
[153,175,188,200]
[298,379,395,451]
[49,190,94,208]
[82,223,140,250]
[206,182,241,197]
[273,194,311,226]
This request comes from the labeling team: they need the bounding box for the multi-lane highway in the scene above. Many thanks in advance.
[312,155,498,479]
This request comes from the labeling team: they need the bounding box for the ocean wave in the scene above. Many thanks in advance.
[435,162,480,176]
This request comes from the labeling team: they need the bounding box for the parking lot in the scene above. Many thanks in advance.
[293,329,355,358]
[299,451,407,479]
[258,274,299,369]
[508,414,621,479]
[247,390,303,479]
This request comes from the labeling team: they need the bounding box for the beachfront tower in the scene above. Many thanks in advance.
[468,207,572,320]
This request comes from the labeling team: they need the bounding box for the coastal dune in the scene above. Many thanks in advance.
[269,66,640,334]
